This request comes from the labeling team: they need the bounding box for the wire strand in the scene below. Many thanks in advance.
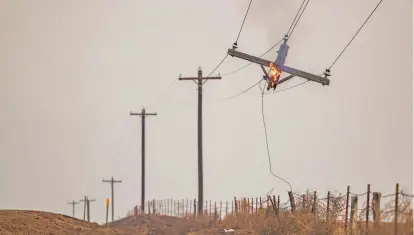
[260,80,293,192]
[235,0,254,44]
[288,0,310,38]
[286,0,306,36]
[207,54,228,77]
[217,79,262,101]
[328,0,384,69]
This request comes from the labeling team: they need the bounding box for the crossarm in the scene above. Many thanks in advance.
[280,65,330,85]
[228,49,272,68]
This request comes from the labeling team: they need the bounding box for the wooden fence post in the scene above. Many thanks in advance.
[302,194,306,212]
[372,192,381,227]
[312,191,317,214]
[226,201,228,217]
[259,197,262,209]
[277,195,280,217]
[193,199,197,219]
[350,196,358,235]
[394,183,399,235]
[326,191,330,221]
[345,186,350,230]
[288,191,296,213]
[251,198,254,214]
[366,184,370,234]
[234,197,238,214]
[219,201,222,221]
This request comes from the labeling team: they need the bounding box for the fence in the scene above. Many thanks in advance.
[126,183,413,234]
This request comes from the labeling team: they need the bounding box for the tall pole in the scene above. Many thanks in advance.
[178,67,221,214]
[68,200,79,218]
[102,177,122,221]
[130,108,157,214]
[80,196,87,220]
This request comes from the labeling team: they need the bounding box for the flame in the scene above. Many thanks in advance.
[268,63,281,87]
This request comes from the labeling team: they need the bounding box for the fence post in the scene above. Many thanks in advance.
[268,195,277,216]
[152,199,156,215]
[214,201,217,221]
[193,199,197,220]
[345,186,350,230]
[288,191,296,213]
[326,191,330,221]
[277,195,280,217]
[251,198,254,214]
[219,201,222,221]
[372,192,381,228]
[312,191,317,214]
[232,199,235,215]
[209,200,212,218]
[394,183,399,235]
[259,197,262,209]
[366,184,370,234]
[234,197,238,214]
[350,196,358,235]
[226,201,228,217]
[302,194,306,212]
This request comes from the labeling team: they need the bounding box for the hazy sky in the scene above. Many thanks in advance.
[0,0,412,223]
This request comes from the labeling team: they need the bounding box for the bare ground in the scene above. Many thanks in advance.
[0,210,251,235]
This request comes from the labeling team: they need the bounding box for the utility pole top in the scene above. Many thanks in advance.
[130,109,157,116]
[178,68,222,81]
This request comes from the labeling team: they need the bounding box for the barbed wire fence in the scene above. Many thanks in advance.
[125,183,412,235]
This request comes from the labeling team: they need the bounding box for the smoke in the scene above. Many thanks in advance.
[237,0,312,47]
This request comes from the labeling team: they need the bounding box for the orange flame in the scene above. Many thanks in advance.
[268,63,281,87]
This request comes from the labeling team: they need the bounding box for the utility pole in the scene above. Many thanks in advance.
[80,196,96,222]
[102,177,122,221]
[80,196,87,220]
[178,67,221,214]
[68,200,79,218]
[130,108,157,214]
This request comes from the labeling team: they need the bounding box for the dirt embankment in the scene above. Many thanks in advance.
[0,210,250,235]
[0,210,140,235]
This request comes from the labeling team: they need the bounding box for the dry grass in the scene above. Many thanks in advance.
[215,192,413,235]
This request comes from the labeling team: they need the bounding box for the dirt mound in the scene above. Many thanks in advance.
[0,210,251,235]
[0,210,142,235]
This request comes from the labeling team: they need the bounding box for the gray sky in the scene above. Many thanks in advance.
[0,0,412,224]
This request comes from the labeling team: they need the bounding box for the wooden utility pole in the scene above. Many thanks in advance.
[81,196,87,220]
[102,177,122,221]
[86,197,96,222]
[178,67,221,214]
[130,108,157,214]
[68,200,79,218]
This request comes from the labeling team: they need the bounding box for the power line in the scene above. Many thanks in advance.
[217,79,262,101]
[260,80,293,192]
[288,0,310,38]
[206,0,254,77]
[286,0,306,36]
[328,0,384,70]
[235,0,253,45]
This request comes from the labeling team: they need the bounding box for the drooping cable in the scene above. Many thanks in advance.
[260,80,293,192]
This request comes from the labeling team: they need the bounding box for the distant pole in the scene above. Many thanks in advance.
[178,67,221,214]
[68,200,80,218]
[105,198,110,226]
[81,196,87,220]
[130,108,157,214]
[87,198,96,222]
[102,177,122,221]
